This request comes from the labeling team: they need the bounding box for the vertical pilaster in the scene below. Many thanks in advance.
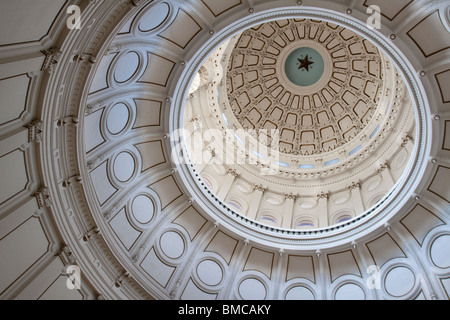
[378,162,394,189]
[317,192,329,228]
[196,148,215,174]
[247,184,265,220]
[282,193,296,229]
[217,168,238,199]
[349,181,364,214]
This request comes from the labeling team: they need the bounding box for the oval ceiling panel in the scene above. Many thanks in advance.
[138,2,170,32]
[132,194,155,224]
[114,51,140,83]
[238,278,266,300]
[160,231,185,259]
[385,266,415,297]
[113,152,136,182]
[107,103,130,135]
[196,259,223,286]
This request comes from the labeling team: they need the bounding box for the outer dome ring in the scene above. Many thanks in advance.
[169,7,431,249]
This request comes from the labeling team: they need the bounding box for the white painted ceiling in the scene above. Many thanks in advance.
[0,0,449,301]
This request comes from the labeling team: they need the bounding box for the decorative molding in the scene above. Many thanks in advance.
[24,120,43,143]
[62,175,82,188]
[33,187,51,209]
[57,116,80,127]
[129,0,142,7]
[41,48,62,73]
[348,181,361,191]
[83,227,100,242]
[316,191,329,199]
[58,246,77,266]
[284,192,297,200]
[227,168,239,177]
[377,162,390,173]
[401,134,413,147]
[73,53,98,64]
[254,184,266,192]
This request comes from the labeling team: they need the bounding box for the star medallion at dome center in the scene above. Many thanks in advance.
[297,55,314,71]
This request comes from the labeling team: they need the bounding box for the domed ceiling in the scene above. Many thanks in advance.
[3,0,448,302]
[226,19,385,156]
[183,17,415,232]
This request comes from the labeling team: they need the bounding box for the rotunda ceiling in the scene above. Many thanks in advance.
[182,16,416,232]
[28,0,446,301]
[226,19,386,156]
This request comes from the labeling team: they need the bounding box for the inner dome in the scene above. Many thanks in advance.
[182,18,416,231]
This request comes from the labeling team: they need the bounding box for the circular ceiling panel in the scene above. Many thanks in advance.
[238,278,267,300]
[284,46,325,87]
[132,194,155,224]
[113,152,136,182]
[107,103,130,135]
[113,51,140,83]
[137,2,170,33]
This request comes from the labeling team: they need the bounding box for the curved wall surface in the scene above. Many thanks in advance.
[0,0,449,300]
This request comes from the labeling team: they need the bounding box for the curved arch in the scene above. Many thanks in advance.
[293,215,319,229]
[257,210,282,227]
[1,0,447,302]
[200,172,219,194]
[367,193,387,209]
[225,195,248,214]
[329,210,356,225]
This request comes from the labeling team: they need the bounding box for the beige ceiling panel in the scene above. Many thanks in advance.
[38,273,84,300]
[138,53,175,87]
[148,175,183,210]
[434,70,450,103]
[443,120,450,150]
[140,247,175,288]
[243,247,274,279]
[0,74,30,126]
[201,0,242,17]
[400,204,445,246]
[84,108,105,153]
[0,217,49,294]
[158,9,202,49]
[0,0,66,46]
[134,140,166,172]
[407,11,450,57]
[89,54,115,94]
[133,99,162,128]
[205,230,238,264]
[364,0,413,21]
[366,233,406,268]
[89,161,118,206]
[428,165,450,202]
[172,206,207,241]
[327,250,361,283]
[286,255,315,282]
[0,149,28,206]
[180,278,217,300]
[109,208,141,251]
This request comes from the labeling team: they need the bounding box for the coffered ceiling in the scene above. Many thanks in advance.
[0,0,449,301]
[226,19,385,155]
